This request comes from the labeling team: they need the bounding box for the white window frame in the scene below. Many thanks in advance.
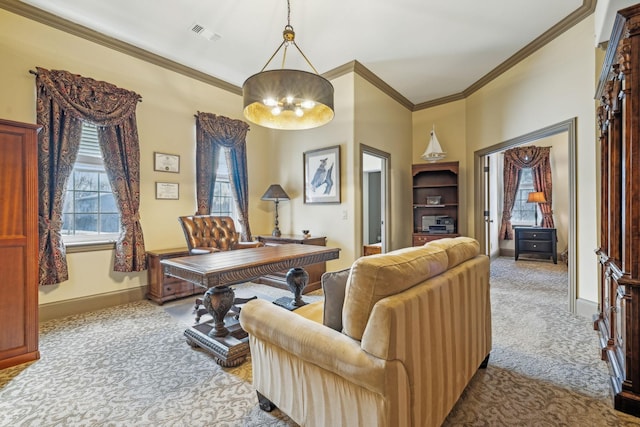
[210,149,240,230]
[62,122,121,247]
[510,168,538,226]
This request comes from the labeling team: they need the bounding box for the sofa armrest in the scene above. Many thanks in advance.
[235,241,265,249]
[239,299,388,394]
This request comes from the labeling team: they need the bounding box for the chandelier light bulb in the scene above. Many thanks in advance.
[272,107,282,115]
[295,107,304,117]
[263,98,278,107]
[301,100,315,109]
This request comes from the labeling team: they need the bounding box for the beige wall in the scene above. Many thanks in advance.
[353,74,413,251]
[412,100,468,236]
[0,8,414,306]
[496,133,570,254]
[263,73,357,271]
[412,16,598,307]
[0,7,600,311]
[0,9,273,304]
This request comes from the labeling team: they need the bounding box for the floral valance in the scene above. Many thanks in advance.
[35,67,141,125]
[196,112,249,148]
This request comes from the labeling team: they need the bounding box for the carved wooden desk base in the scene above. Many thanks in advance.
[161,245,340,366]
[184,313,249,367]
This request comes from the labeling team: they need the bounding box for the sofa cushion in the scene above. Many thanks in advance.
[426,236,480,269]
[321,267,351,331]
[342,245,449,341]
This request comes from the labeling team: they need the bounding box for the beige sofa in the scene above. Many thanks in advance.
[239,237,491,427]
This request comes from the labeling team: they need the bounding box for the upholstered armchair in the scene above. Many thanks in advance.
[239,237,491,427]
[178,215,263,255]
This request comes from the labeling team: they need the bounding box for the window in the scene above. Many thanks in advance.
[210,149,237,219]
[510,168,538,225]
[62,122,121,243]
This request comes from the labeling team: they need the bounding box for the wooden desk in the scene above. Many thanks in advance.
[161,245,340,366]
[146,248,202,304]
[256,235,327,292]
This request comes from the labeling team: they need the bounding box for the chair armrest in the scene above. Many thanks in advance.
[239,299,387,394]
[190,247,220,255]
[235,241,264,249]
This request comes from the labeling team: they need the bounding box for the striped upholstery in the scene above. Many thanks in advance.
[240,237,491,427]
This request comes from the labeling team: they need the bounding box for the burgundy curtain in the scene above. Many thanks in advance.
[35,67,146,285]
[499,146,554,240]
[195,112,254,241]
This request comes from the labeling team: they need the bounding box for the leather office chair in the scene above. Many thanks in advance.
[178,215,264,254]
[178,215,265,321]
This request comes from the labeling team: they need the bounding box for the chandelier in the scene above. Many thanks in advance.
[242,0,334,130]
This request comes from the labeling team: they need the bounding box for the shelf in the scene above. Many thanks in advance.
[412,162,459,246]
[413,184,458,189]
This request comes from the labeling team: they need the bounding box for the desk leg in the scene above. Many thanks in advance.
[273,267,310,311]
[202,285,235,337]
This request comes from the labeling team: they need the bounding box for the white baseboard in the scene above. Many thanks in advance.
[39,286,148,322]
[575,297,598,320]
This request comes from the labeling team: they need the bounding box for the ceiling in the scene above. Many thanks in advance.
[9,0,593,109]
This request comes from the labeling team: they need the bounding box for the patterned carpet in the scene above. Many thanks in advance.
[0,258,639,426]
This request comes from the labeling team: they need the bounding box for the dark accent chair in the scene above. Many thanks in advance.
[178,215,264,321]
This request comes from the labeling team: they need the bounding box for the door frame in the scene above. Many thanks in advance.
[360,144,391,254]
[473,118,577,313]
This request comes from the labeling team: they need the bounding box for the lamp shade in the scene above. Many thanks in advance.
[243,70,334,130]
[261,184,290,201]
[527,191,547,203]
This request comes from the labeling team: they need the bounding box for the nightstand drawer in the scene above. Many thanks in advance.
[519,240,553,253]
[519,230,553,240]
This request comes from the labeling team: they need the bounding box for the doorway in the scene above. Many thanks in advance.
[474,118,577,313]
[361,145,390,254]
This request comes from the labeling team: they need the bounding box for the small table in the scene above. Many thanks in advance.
[514,227,557,264]
[161,244,340,366]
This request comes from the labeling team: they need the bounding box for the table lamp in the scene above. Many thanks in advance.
[527,191,547,226]
[261,184,290,237]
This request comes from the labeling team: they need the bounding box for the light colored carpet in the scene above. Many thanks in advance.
[0,258,639,426]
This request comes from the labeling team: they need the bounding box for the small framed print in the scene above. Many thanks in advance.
[154,152,180,173]
[304,145,341,204]
[155,182,179,200]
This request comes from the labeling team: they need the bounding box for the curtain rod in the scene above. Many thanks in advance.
[28,69,142,102]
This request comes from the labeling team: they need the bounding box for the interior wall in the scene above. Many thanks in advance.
[266,74,356,271]
[412,100,468,236]
[464,16,597,304]
[496,133,570,255]
[0,9,274,304]
[353,74,413,251]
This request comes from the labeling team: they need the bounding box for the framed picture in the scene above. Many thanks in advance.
[155,182,179,200]
[304,145,341,204]
[154,152,180,173]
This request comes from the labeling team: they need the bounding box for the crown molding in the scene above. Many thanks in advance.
[0,0,596,112]
[0,0,241,95]
[324,61,414,110]
[462,0,596,101]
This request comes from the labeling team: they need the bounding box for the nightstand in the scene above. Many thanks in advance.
[514,227,557,264]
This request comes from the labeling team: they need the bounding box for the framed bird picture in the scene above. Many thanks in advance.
[304,145,341,204]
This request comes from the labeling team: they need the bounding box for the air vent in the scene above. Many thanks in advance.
[190,23,221,41]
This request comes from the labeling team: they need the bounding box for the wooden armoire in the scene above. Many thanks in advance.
[0,118,40,369]
[594,4,640,417]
